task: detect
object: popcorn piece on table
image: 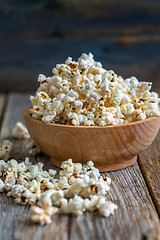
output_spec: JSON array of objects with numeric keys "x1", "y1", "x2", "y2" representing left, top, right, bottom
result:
[
  {"x1": 26, "y1": 140, "x2": 41, "y2": 156},
  {"x1": 98, "y1": 201, "x2": 118, "y2": 217},
  {"x1": 30, "y1": 190, "x2": 58, "y2": 225},
  {"x1": 0, "y1": 140, "x2": 13, "y2": 161},
  {"x1": 61, "y1": 195, "x2": 89, "y2": 215},
  {"x1": 12, "y1": 122, "x2": 30, "y2": 139}
]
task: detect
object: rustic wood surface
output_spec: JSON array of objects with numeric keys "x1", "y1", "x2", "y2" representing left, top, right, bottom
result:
[
  {"x1": 0, "y1": 0, "x2": 160, "y2": 92},
  {"x1": 138, "y1": 131, "x2": 160, "y2": 217},
  {"x1": 0, "y1": 92, "x2": 160, "y2": 240}
]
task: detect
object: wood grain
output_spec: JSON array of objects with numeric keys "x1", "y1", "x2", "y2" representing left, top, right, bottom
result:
[
  {"x1": 0, "y1": 93, "x2": 160, "y2": 240},
  {"x1": 0, "y1": 93, "x2": 70, "y2": 240},
  {"x1": 0, "y1": 93, "x2": 31, "y2": 139},
  {"x1": 24, "y1": 105, "x2": 160, "y2": 171}
]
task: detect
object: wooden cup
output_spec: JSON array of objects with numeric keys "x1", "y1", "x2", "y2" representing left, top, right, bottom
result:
[{"x1": 23, "y1": 106, "x2": 160, "y2": 172}]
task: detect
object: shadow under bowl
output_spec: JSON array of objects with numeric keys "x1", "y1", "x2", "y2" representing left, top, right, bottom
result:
[{"x1": 23, "y1": 106, "x2": 160, "y2": 172}]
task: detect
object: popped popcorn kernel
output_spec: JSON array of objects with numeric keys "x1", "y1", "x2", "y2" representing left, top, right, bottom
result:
[
  {"x1": 0, "y1": 140, "x2": 13, "y2": 161},
  {"x1": 30, "y1": 205, "x2": 58, "y2": 225},
  {"x1": 30, "y1": 53, "x2": 160, "y2": 126},
  {"x1": 12, "y1": 122, "x2": 30, "y2": 139},
  {"x1": 26, "y1": 140, "x2": 41, "y2": 156}
]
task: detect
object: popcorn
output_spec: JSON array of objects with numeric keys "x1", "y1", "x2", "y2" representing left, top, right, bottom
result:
[
  {"x1": 133, "y1": 109, "x2": 146, "y2": 121},
  {"x1": 0, "y1": 140, "x2": 13, "y2": 160},
  {"x1": 0, "y1": 160, "x2": 8, "y2": 176},
  {"x1": 60, "y1": 158, "x2": 74, "y2": 178},
  {"x1": 30, "y1": 190, "x2": 58, "y2": 225},
  {"x1": 30, "y1": 205, "x2": 58, "y2": 225},
  {"x1": 12, "y1": 122, "x2": 30, "y2": 139},
  {"x1": 26, "y1": 140, "x2": 41, "y2": 156},
  {"x1": 30, "y1": 53, "x2": 160, "y2": 126},
  {"x1": 0, "y1": 157, "x2": 117, "y2": 225},
  {"x1": 4, "y1": 171, "x2": 17, "y2": 191},
  {"x1": 0, "y1": 179, "x2": 5, "y2": 192}
]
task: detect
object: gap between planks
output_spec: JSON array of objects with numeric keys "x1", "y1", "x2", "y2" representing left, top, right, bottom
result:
[{"x1": 0, "y1": 92, "x2": 160, "y2": 240}]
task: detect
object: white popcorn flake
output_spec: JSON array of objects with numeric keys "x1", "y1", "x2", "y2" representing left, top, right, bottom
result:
[
  {"x1": 26, "y1": 140, "x2": 41, "y2": 156},
  {"x1": 0, "y1": 140, "x2": 13, "y2": 161},
  {"x1": 0, "y1": 157, "x2": 117, "y2": 225},
  {"x1": 60, "y1": 158, "x2": 74, "y2": 178},
  {"x1": 0, "y1": 179, "x2": 5, "y2": 192},
  {"x1": 12, "y1": 122, "x2": 30, "y2": 139},
  {"x1": 0, "y1": 160, "x2": 8, "y2": 176},
  {"x1": 99, "y1": 201, "x2": 118, "y2": 217},
  {"x1": 4, "y1": 172, "x2": 17, "y2": 191},
  {"x1": 30, "y1": 205, "x2": 58, "y2": 225},
  {"x1": 38, "y1": 74, "x2": 47, "y2": 83}
]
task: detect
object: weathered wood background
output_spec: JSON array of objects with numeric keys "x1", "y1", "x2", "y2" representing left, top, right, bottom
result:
[{"x1": 0, "y1": 0, "x2": 160, "y2": 92}]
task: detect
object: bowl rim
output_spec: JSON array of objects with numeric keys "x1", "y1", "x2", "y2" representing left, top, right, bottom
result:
[{"x1": 23, "y1": 105, "x2": 160, "y2": 129}]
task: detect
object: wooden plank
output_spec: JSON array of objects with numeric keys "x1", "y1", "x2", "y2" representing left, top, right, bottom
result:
[
  {"x1": 70, "y1": 162, "x2": 160, "y2": 240},
  {"x1": 0, "y1": 93, "x2": 69, "y2": 240},
  {"x1": 0, "y1": 93, "x2": 160, "y2": 240},
  {"x1": 0, "y1": 3, "x2": 160, "y2": 92},
  {"x1": 138, "y1": 89, "x2": 160, "y2": 217},
  {"x1": 138, "y1": 131, "x2": 160, "y2": 217}
]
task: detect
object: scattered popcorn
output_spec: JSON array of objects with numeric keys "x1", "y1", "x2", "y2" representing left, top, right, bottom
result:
[
  {"x1": 4, "y1": 171, "x2": 17, "y2": 191},
  {"x1": 12, "y1": 122, "x2": 30, "y2": 139},
  {"x1": 0, "y1": 157, "x2": 117, "y2": 225},
  {"x1": 30, "y1": 205, "x2": 58, "y2": 225},
  {"x1": 99, "y1": 201, "x2": 118, "y2": 217},
  {"x1": 26, "y1": 140, "x2": 41, "y2": 156},
  {"x1": 61, "y1": 195, "x2": 89, "y2": 215},
  {"x1": 30, "y1": 53, "x2": 160, "y2": 126},
  {"x1": 0, "y1": 140, "x2": 13, "y2": 160},
  {"x1": 30, "y1": 190, "x2": 58, "y2": 225}
]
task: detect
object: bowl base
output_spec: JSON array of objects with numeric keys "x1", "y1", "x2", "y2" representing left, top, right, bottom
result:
[{"x1": 50, "y1": 156, "x2": 137, "y2": 172}]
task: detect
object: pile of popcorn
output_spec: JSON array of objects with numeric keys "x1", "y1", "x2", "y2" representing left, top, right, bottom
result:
[
  {"x1": 0, "y1": 157, "x2": 117, "y2": 225},
  {"x1": 0, "y1": 120, "x2": 118, "y2": 225},
  {"x1": 30, "y1": 53, "x2": 160, "y2": 126}
]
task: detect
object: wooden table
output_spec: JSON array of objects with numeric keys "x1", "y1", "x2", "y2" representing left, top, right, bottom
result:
[{"x1": 0, "y1": 92, "x2": 160, "y2": 240}]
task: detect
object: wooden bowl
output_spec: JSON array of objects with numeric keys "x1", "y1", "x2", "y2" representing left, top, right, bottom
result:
[{"x1": 23, "y1": 106, "x2": 160, "y2": 172}]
